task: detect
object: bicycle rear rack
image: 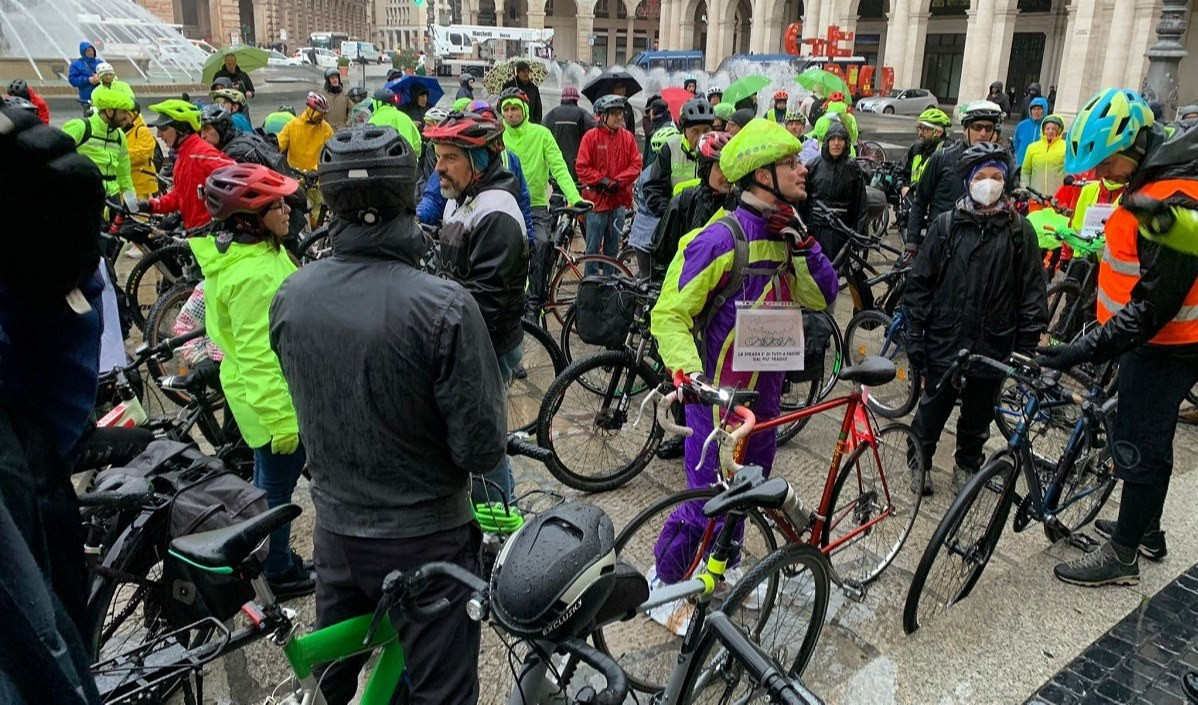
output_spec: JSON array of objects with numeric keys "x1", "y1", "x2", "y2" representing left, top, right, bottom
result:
[{"x1": 92, "y1": 617, "x2": 230, "y2": 704}]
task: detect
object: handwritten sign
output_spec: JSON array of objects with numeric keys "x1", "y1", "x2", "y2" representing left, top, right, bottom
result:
[
  {"x1": 732, "y1": 302, "x2": 806, "y2": 371},
  {"x1": 1080, "y1": 204, "x2": 1114, "y2": 241}
]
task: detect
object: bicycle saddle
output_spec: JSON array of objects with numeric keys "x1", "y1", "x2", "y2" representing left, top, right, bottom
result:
[
  {"x1": 169, "y1": 504, "x2": 302, "y2": 570},
  {"x1": 836, "y1": 355, "x2": 896, "y2": 387},
  {"x1": 702, "y1": 466, "x2": 789, "y2": 518}
]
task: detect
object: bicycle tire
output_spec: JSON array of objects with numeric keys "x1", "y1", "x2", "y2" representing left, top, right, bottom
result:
[
  {"x1": 679, "y1": 543, "x2": 831, "y2": 704},
  {"x1": 535, "y1": 349, "x2": 662, "y2": 492},
  {"x1": 994, "y1": 370, "x2": 1087, "y2": 469},
  {"x1": 860, "y1": 141, "x2": 887, "y2": 163},
  {"x1": 1043, "y1": 280, "x2": 1083, "y2": 345},
  {"x1": 509, "y1": 319, "x2": 566, "y2": 434},
  {"x1": 558, "y1": 303, "x2": 609, "y2": 373},
  {"x1": 822, "y1": 423, "x2": 925, "y2": 585},
  {"x1": 902, "y1": 455, "x2": 1019, "y2": 634},
  {"x1": 124, "y1": 243, "x2": 198, "y2": 331},
  {"x1": 296, "y1": 226, "x2": 333, "y2": 264},
  {"x1": 545, "y1": 254, "x2": 631, "y2": 326},
  {"x1": 776, "y1": 311, "x2": 843, "y2": 445},
  {"x1": 1046, "y1": 445, "x2": 1116, "y2": 543},
  {"x1": 144, "y1": 282, "x2": 201, "y2": 407},
  {"x1": 843, "y1": 310, "x2": 920, "y2": 418},
  {"x1": 591, "y1": 487, "x2": 778, "y2": 694}
]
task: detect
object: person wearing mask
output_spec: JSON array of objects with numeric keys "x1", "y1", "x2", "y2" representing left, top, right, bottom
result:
[
  {"x1": 210, "y1": 88, "x2": 253, "y2": 132},
  {"x1": 906, "y1": 99, "x2": 1004, "y2": 251},
  {"x1": 903, "y1": 108, "x2": 952, "y2": 187},
  {"x1": 212, "y1": 52, "x2": 256, "y2": 100},
  {"x1": 277, "y1": 92, "x2": 336, "y2": 174},
  {"x1": 7, "y1": 80, "x2": 49, "y2": 124},
  {"x1": 1036, "y1": 88, "x2": 1198, "y2": 587},
  {"x1": 1013, "y1": 96, "x2": 1048, "y2": 167},
  {"x1": 401, "y1": 86, "x2": 432, "y2": 125},
  {"x1": 542, "y1": 85, "x2": 596, "y2": 183},
  {"x1": 800, "y1": 121, "x2": 869, "y2": 263},
  {"x1": 503, "y1": 61, "x2": 543, "y2": 123},
  {"x1": 124, "y1": 101, "x2": 160, "y2": 200},
  {"x1": 683, "y1": 75, "x2": 698, "y2": 95},
  {"x1": 368, "y1": 88, "x2": 422, "y2": 157},
  {"x1": 988, "y1": 81, "x2": 1011, "y2": 115},
  {"x1": 142, "y1": 99, "x2": 234, "y2": 229},
  {"x1": 61, "y1": 87, "x2": 136, "y2": 207},
  {"x1": 764, "y1": 90, "x2": 790, "y2": 123},
  {"x1": 904, "y1": 142, "x2": 1048, "y2": 495},
  {"x1": 68, "y1": 41, "x2": 102, "y2": 106},
  {"x1": 498, "y1": 88, "x2": 586, "y2": 318},
  {"x1": 319, "y1": 68, "x2": 353, "y2": 129},
  {"x1": 426, "y1": 113, "x2": 529, "y2": 503},
  {"x1": 455, "y1": 74, "x2": 476, "y2": 100},
  {"x1": 728, "y1": 107, "x2": 753, "y2": 135},
  {"x1": 706, "y1": 86, "x2": 724, "y2": 106},
  {"x1": 270, "y1": 125, "x2": 503, "y2": 705},
  {"x1": 1022, "y1": 113, "x2": 1067, "y2": 196},
  {"x1": 642, "y1": 98, "x2": 674, "y2": 167},
  {"x1": 649, "y1": 118, "x2": 838, "y2": 589},
  {"x1": 192, "y1": 163, "x2": 314, "y2": 598},
  {"x1": 577, "y1": 95, "x2": 642, "y2": 271}
]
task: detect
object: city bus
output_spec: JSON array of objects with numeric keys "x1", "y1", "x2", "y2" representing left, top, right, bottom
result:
[{"x1": 310, "y1": 32, "x2": 350, "y2": 52}]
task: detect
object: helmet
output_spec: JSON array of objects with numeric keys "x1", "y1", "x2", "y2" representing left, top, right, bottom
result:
[
  {"x1": 96, "y1": 62, "x2": 115, "y2": 76},
  {"x1": 959, "y1": 141, "x2": 1011, "y2": 172},
  {"x1": 1041, "y1": 114, "x2": 1065, "y2": 132},
  {"x1": 91, "y1": 86, "x2": 135, "y2": 112},
  {"x1": 148, "y1": 99, "x2": 203, "y2": 131},
  {"x1": 959, "y1": 99, "x2": 1004, "y2": 126},
  {"x1": 200, "y1": 103, "x2": 234, "y2": 136},
  {"x1": 306, "y1": 91, "x2": 330, "y2": 113},
  {"x1": 423, "y1": 106, "x2": 450, "y2": 125},
  {"x1": 1, "y1": 95, "x2": 35, "y2": 112},
  {"x1": 210, "y1": 76, "x2": 234, "y2": 90},
  {"x1": 679, "y1": 97, "x2": 715, "y2": 127},
  {"x1": 498, "y1": 87, "x2": 529, "y2": 105},
  {"x1": 7, "y1": 79, "x2": 28, "y2": 98},
  {"x1": 490, "y1": 503, "x2": 616, "y2": 640},
  {"x1": 467, "y1": 99, "x2": 496, "y2": 118},
  {"x1": 706, "y1": 86, "x2": 723, "y2": 99},
  {"x1": 561, "y1": 86, "x2": 581, "y2": 102},
  {"x1": 323, "y1": 67, "x2": 340, "y2": 80},
  {"x1": 719, "y1": 118, "x2": 802, "y2": 183},
  {"x1": 424, "y1": 111, "x2": 505, "y2": 151},
  {"x1": 386, "y1": 68, "x2": 405, "y2": 82},
  {"x1": 373, "y1": 88, "x2": 400, "y2": 106},
  {"x1": 773, "y1": 90, "x2": 789, "y2": 101},
  {"x1": 650, "y1": 125, "x2": 680, "y2": 152},
  {"x1": 683, "y1": 74, "x2": 698, "y2": 85},
  {"x1": 917, "y1": 107, "x2": 951, "y2": 129},
  {"x1": 319, "y1": 125, "x2": 419, "y2": 221},
  {"x1": 202, "y1": 163, "x2": 299, "y2": 223},
  {"x1": 210, "y1": 88, "x2": 247, "y2": 106},
  {"x1": 713, "y1": 102, "x2": 735, "y2": 121},
  {"x1": 1178, "y1": 104, "x2": 1198, "y2": 119},
  {"x1": 784, "y1": 110, "x2": 805, "y2": 124},
  {"x1": 347, "y1": 86, "x2": 368, "y2": 103},
  {"x1": 696, "y1": 130, "x2": 731, "y2": 163},
  {"x1": 594, "y1": 95, "x2": 627, "y2": 114},
  {"x1": 1065, "y1": 88, "x2": 1155, "y2": 173},
  {"x1": 277, "y1": 104, "x2": 296, "y2": 116}
]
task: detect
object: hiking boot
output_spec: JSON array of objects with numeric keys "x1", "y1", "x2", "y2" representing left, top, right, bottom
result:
[
  {"x1": 655, "y1": 435, "x2": 685, "y2": 460},
  {"x1": 1054, "y1": 540, "x2": 1139, "y2": 587},
  {"x1": 267, "y1": 552, "x2": 316, "y2": 601},
  {"x1": 951, "y1": 465, "x2": 973, "y2": 496},
  {"x1": 909, "y1": 464, "x2": 933, "y2": 496},
  {"x1": 1093, "y1": 519, "x2": 1168, "y2": 561}
]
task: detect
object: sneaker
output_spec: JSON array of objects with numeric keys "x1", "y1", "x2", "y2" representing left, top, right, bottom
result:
[
  {"x1": 267, "y1": 552, "x2": 316, "y2": 601},
  {"x1": 1053, "y1": 540, "x2": 1139, "y2": 587},
  {"x1": 951, "y1": 466, "x2": 973, "y2": 496},
  {"x1": 124, "y1": 245, "x2": 143, "y2": 258},
  {"x1": 644, "y1": 565, "x2": 694, "y2": 637},
  {"x1": 1092, "y1": 519, "x2": 1168, "y2": 561},
  {"x1": 655, "y1": 435, "x2": 686, "y2": 460}
]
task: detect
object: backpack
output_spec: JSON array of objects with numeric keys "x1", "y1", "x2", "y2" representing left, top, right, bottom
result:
[{"x1": 66, "y1": 117, "x2": 92, "y2": 148}]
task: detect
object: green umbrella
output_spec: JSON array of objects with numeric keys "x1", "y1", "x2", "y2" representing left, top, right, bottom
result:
[
  {"x1": 722, "y1": 75, "x2": 771, "y2": 107},
  {"x1": 202, "y1": 45, "x2": 269, "y2": 85},
  {"x1": 795, "y1": 68, "x2": 849, "y2": 98}
]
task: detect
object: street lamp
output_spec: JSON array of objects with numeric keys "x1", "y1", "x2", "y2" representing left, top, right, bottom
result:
[{"x1": 1141, "y1": 0, "x2": 1189, "y2": 116}]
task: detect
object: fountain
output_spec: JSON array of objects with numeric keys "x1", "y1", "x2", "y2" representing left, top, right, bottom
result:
[{"x1": 0, "y1": 0, "x2": 206, "y2": 84}]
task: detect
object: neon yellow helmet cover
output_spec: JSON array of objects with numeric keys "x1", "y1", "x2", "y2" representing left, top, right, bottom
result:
[
  {"x1": 148, "y1": 99, "x2": 202, "y2": 131},
  {"x1": 719, "y1": 118, "x2": 803, "y2": 183},
  {"x1": 92, "y1": 85, "x2": 135, "y2": 112}
]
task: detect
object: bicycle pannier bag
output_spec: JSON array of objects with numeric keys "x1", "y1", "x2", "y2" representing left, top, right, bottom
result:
[{"x1": 575, "y1": 275, "x2": 638, "y2": 348}]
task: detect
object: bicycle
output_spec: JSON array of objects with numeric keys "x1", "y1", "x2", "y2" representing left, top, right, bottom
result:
[
  {"x1": 902, "y1": 350, "x2": 1117, "y2": 633},
  {"x1": 541, "y1": 198, "x2": 633, "y2": 327}
]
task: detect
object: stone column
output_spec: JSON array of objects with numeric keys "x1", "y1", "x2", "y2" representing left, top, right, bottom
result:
[
  {"x1": 986, "y1": 7, "x2": 1018, "y2": 88},
  {"x1": 1053, "y1": 0, "x2": 1107, "y2": 117},
  {"x1": 748, "y1": 0, "x2": 766, "y2": 51},
  {"x1": 1142, "y1": 0, "x2": 1189, "y2": 114},
  {"x1": 680, "y1": 12, "x2": 697, "y2": 49},
  {"x1": 904, "y1": 12, "x2": 930, "y2": 87},
  {"x1": 802, "y1": 0, "x2": 821, "y2": 39},
  {"x1": 528, "y1": 4, "x2": 548, "y2": 28},
  {"x1": 658, "y1": 0, "x2": 673, "y2": 47},
  {"x1": 495, "y1": 0, "x2": 507, "y2": 25},
  {"x1": 958, "y1": 0, "x2": 995, "y2": 103},
  {"x1": 1100, "y1": 0, "x2": 1139, "y2": 86},
  {"x1": 1125, "y1": 0, "x2": 1163, "y2": 87},
  {"x1": 627, "y1": 14, "x2": 638, "y2": 56},
  {"x1": 883, "y1": 0, "x2": 910, "y2": 81},
  {"x1": 577, "y1": 0, "x2": 598, "y2": 63}
]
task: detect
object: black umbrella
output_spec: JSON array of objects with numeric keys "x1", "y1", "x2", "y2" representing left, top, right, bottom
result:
[{"x1": 581, "y1": 70, "x2": 643, "y2": 103}]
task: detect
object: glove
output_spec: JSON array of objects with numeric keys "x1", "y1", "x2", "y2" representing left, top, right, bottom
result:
[
  {"x1": 122, "y1": 191, "x2": 140, "y2": 213},
  {"x1": 270, "y1": 433, "x2": 301, "y2": 455},
  {"x1": 1122, "y1": 193, "x2": 1176, "y2": 234},
  {"x1": 766, "y1": 202, "x2": 804, "y2": 237},
  {"x1": 596, "y1": 177, "x2": 617, "y2": 192},
  {"x1": 575, "y1": 198, "x2": 594, "y2": 209},
  {"x1": 905, "y1": 334, "x2": 926, "y2": 373},
  {"x1": 138, "y1": 200, "x2": 153, "y2": 214},
  {"x1": 1035, "y1": 342, "x2": 1092, "y2": 371}
]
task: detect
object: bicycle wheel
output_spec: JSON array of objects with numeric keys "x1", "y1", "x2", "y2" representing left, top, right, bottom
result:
[
  {"x1": 124, "y1": 243, "x2": 197, "y2": 331},
  {"x1": 545, "y1": 254, "x2": 631, "y2": 326},
  {"x1": 843, "y1": 310, "x2": 920, "y2": 418},
  {"x1": 1043, "y1": 280, "x2": 1082, "y2": 344},
  {"x1": 902, "y1": 455, "x2": 1019, "y2": 634},
  {"x1": 617, "y1": 245, "x2": 644, "y2": 279},
  {"x1": 591, "y1": 487, "x2": 778, "y2": 694},
  {"x1": 144, "y1": 283, "x2": 201, "y2": 406},
  {"x1": 859, "y1": 141, "x2": 887, "y2": 163},
  {"x1": 536, "y1": 350, "x2": 662, "y2": 492},
  {"x1": 776, "y1": 311, "x2": 843, "y2": 445},
  {"x1": 558, "y1": 303, "x2": 609, "y2": 371},
  {"x1": 296, "y1": 226, "x2": 333, "y2": 264},
  {"x1": 680, "y1": 543, "x2": 831, "y2": 704},
  {"x1": 509, "y1": 320, "x2": 566, "y2": 433},
  {"x1": 823, "y1": 424, "x2": 925, "y2": 585},
  {"x1": 994, "y1": 373, "x2": 1084, "y2": 470},
  {"x1": 1046, "y1": 445, "x2": 1116, "y2": 542}
]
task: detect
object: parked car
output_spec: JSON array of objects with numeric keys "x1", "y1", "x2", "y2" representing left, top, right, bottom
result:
[
  {"x1": 293, "y1": 47, "x2": 339, "y2": 69},
  {"x1": 266, "y1": 49, "x2": 303, "y2": 67},
  {"x1": 856, "y1": 88, "x2": 938, "y2": 115}
]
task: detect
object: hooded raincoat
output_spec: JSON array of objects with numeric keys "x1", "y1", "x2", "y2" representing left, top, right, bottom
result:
[
  {"x1": 1021, "y1": 115, "x2": 1067, "y2": 196},
  {"x1": 68, "y1": 42, "x2": 101, "y2": 103},
  {"x1": 125, "y1": 113, "x2": 160, "y2": 199},
  {"x1": 320, "y1": 80, "x2": 354, "y2": 130},
  {"x1": 61, "y1": 112, "x2": 133, "y2": 198},
  {"x1": 499, "y1": 95, "x2": 582, "y2": 207},
  {"x1": 276, "y1": 108, "x2": 335, "y2": 172},
  {"x1": 800, "y1": 122, "x2": 870, "y2": 262},
  {"x1": 1013, "y1": 97, "x2": 1049, "y2": 166},
  {"x1": 369, "y1": 100, "x2": 423, "y2": 157}
]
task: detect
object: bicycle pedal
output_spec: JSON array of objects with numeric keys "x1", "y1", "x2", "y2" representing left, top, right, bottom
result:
[
  {"x1": 841, "y1": 579, "x2": 867, "y2": 603},
  {"x1": 1067, "y1": 532, "x2": 1100, "y2": 553}
]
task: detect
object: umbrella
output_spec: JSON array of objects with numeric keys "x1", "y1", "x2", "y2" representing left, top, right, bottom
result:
[
  {"x1": 385, "y1": 75, "x2": 444, "y2": 108},
  {"x1": 660, "y1": 87, "x2": 693, "y2": 122},
  {"x1": 202, "y1": 45, "x2": 269, "y2": 86},
  {"x1": 581, "y1": 70, "x2": 642, "y2": 104},
  {"x1": 796, "y1": 68, "x2": 849, "y2": 98},
  {"x1": 482, "y1": 58, "x2": 549, "y2": 94},
  {"x1": 721, "y1": 75, "x2": 770, "y2": 108}
]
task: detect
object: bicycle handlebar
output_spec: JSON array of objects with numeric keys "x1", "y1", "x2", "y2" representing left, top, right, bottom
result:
[
  {"x1": 507, "y1": 434, "x2": 553, "y2": 464},
  {"x1": 558, "y1": 636, "x2": 628, "y2": 705},
  {"x1": 706, "y1": 612, "x2": 824, "y2": 705},
  {"x1": 933, "y1": 349, "x2": 1045, "y2": 396},
  {"x1": 131, "y1": 326, "x2": 207, "y2": 367},
  {"x1": 644, "y1": 373, "x2": 757, "y2": 476}
]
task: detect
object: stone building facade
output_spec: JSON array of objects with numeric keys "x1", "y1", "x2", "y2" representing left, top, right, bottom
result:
[{"x1": 138, "y1": 0, "x2": 371, "y2": 51}]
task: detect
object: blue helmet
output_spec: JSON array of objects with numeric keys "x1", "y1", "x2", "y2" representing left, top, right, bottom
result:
[{"x1": 1065, "y1": 88, "x2": 1154, "y2": 173}]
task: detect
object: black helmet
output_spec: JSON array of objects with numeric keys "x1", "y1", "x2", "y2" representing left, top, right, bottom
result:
[
  {"x1": 498, "y1": 87, "x2": 529, "y2": 104},
  {"x1": 372, "y1": 88, "x2": 399, "y2": 106},
  {"x1": 386, "y1": 67, "x2": 404, "y2": 82},
  {"x1": 680, "y1": 97, "x2": 715, "y2": 128},
  {"x1": 200, "y1": 103, "x2": 235, "y2": 141},
  {"x1": 490, "y1": 503, "x2": 616, "y2": 640},
  {"x1": 594, "y1": 95, "x2": 627, "y2": 114},
  {"x1": 959, "y1": 141, "x2": 1011, "y2": 172},
  {"x1": 347, "y1": 86, "x2": 369, "y2": 103},
  {"x1": 318, "y1": 125, "x2": 418, "y2": 222},
  {"x1": 324, "y1": 67, "x2": 340, "y2": 80},
  {"x1": 7, "y1": 79, "x2": 28, "y2": 98},
  {"x1": 278, "y1": 104, "x2": 296, "y2": 116}
]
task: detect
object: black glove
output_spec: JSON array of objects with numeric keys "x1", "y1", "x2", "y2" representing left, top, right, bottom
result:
[
  {"x1": 596, "y1": 177, "x2": 617, "y2": 193},
  {"x1": 1035, "y1": 342, "x2": 1092, "y2": 371},
  {"x1": 1122, "y1": 192, "x2": 1177, "y2": 233},
  {"x1": 906, "y1": 333, "x2": 926, "y2": 373}
]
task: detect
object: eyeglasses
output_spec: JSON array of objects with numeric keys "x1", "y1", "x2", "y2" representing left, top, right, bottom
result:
[
  {"x1": 775, "y1": 156, "x2": 800, "y2": 169},
  {"x1": 264, "y1": 201, "x2": 287, "y2": 215}
]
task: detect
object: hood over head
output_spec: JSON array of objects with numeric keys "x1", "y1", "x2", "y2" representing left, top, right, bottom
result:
[{"x1": 79, "y1": 42, "x2": 96, "y2": 59}]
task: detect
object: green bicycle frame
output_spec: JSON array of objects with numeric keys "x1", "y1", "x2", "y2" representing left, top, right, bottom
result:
[{"x1": 281, "y1": 613, "x2": 406, "y2": 704}]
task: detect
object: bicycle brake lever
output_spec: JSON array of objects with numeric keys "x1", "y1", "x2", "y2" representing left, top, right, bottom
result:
[{"x1": 364, "y1": 570, "x2": 405, "y2": 645}]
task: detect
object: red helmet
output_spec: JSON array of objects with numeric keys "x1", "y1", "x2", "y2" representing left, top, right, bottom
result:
[
  {"x1": 424, "y1": 111, "x2": 504, "y2": 151},
  {"x1": 773, "y1": 90, "x2": 789, "y2": 101},
  {"x1": 696, "y1": 130, "x2": 731, "y2": 163},
  {"x1": 827, "y1": 91, "x2": 846, "y2": 104},
  {"x1": 203, "y1": 164, "x2": 299, "y2": 222},
  {"x1": 306, "y1": 91, "x2": 330, "y2": 113}
]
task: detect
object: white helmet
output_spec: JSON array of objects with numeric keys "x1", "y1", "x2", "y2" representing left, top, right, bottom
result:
[{"x1": 96, "y1": 62, "x2": 116, "y2": 76}]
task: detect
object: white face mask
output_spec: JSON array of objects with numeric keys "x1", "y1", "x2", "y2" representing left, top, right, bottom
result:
[{"x1": 969, "y1": 178, "x2": 1005, "y2": 206}]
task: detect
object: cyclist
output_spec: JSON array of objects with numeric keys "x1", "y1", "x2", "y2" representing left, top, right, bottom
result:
[
  {"x1": 728, "y1": 107, "x2": 753, "y2": 135},
  {"x1": 683, "y1": 74, "x2": 698, "y2": 95},
  {"x1": 784, "y1": 109, "x2": 806, "y2": 139},
  {"x1": 419, "y1": 106, "x2": 449, "y2": 183},
  {"x1": 643, "y1": 97, "x2": 715, "y2": 222},
  {"x1": 1013, "y1": 96, "x2": 1049, "y2": 168},
  {"x1": 61, "y1": 86, "x2": 136, "y2": 207},
  {"x1": 905, "y1": 142, "x2": 1048, "y2": 496},
  {"x1": 455, "y1": 74, "x2": 475, "y2": 100},
  {"x1": 764, "y1": 90, "x2": 789, "y2": 123},
  {"x1": 210, "y1": 87, "x2": 253, "y2": 132},
  {"x1": 808, "y1": 94, "x2": 859, "y2": 153},
  {"x1": 577, "y1": 95, "x2": 642, "y2": 271},
  {"x1": 650, "y1": 130, "x2": 733, "y2": 284},
  {"x1": 1022, "y1": 113, "x2": 1067, "y2": 196},
  {"x1": 800, "y1": 121, "x2": 869, "y2": 263},
  {"x1": 262, "y1": 104, "x2": 296, "y2": 136},
  {"x1": 502, "y1": 60, "x2": 543, "y2": 123},
  {"x1": 277, "y1": 92, "x2": 335, "y2": 174},
  {"x1": 94, "y1": 62, "x2": 135, "y2": 103},
  {"x1": 211, "y1": 52, "x2": 256, "y2": 100},
  {"x1": 542, "y1": 85, "x2": 596, "y2": 183},
  {"x1": 642, "y1": 97, "x2": 674, "y2": 167},
  {"x1": 125, "y1": 101, "x2": 160, "y2": 200},
  {"x1": 271, "y1": 125, "x2": 502, "y2": 705},
  {"x1": 649, "y1": 118, "x2": 838, "y2": 587},
  {"x1": 706, "y1": 86, "x2": 724, "y2": 105},
  {"x1": 142, "y1": 99, "x2": 234, "y2": 228},
  {"x1": 712, "y1": 101, "x2": 733, "y2": 132},
  {"x1": 903, "y1": 108, "x2": 952, "y2": 188},
  {"x1": 7, "y1": 79, "x2": 49, "y2": 124},
  {"x1": 347, "y1": 86, "x2": 372, "y2": 126},
  {"x1": 367, "y1": 87, "x2": 422, "y2": 156},
  {"x1": 906, "y1": 99, "x2": 1004, "y2": 251},
  {"x1": 1036, "y1": 88, "x2": 1198, "y2": 587},
  {"x1": 319, "y1": 67, "x2": 353, "y2": 129}
]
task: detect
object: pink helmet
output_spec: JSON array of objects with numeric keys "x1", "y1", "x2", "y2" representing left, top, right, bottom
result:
[
  {"x1": 561, "y1": 86, "x2": 580, "y2": 103},
  {"x1": 306, "y1": 91, "x2": 330, "y2": 113}
]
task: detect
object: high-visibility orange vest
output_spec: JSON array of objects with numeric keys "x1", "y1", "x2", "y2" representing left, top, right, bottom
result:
[{"x1": 1097, "y1": 178, "x2": 1198, "y2": 345}]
